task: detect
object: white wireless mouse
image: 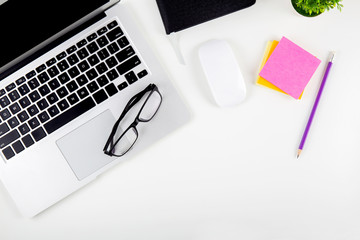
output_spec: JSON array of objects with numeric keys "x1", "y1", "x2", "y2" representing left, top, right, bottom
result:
[{"x1": 198, "y1": 39, "x2": 246, "y2": 107}]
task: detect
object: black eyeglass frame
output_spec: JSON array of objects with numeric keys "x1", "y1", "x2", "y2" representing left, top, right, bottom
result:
[{"x1": 103, "y1": 83, "x2": 162, "y2": 157}]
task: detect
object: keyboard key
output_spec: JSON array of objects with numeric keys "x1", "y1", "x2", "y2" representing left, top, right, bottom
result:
[
  {"x1": 29, "y1": 90, "x2": 41, "y2": 102},
  {"x1": 97, "y1": 75, "x2": 109, "y2": 87},
  {"x1": 12, "y1": 140, "x2": 25, "y2": 154},
  {"x1": 49, "y1": 78, "x2": 61, "y2": 90},
  {"x1": 46, "y1": 58, "x2": 57, "y2": 67},
  {"x1": 28, "y1": 78, "x2": 40, "y2": 90},
  {"x1": 0, "y1": 123, "x2": 10, "y2": 136},
  {"x1": 37, "y1": 99, "x2": 49, "y2": 110},
  {"x1": 125, "y1": 71, "x2": 138, "y2": 84},
  {"x1": 22, "y1": 134, "x2": 34, "y2": 148},
  {"x1": 117, "y1": 36, "x2": 129, "y2": 48},
  {"x1": 27, "y1": 105, "x2": 39, "y2": 117},
  {"x1": 95, "y1": 62, "x2": 108, "y2": 74},
  {"x1": 137, "y1": 70, "x2": 148, "y2": 79},
  {"x1": 9, "y1": 102, "x2": 21, "y2": 114},
  {"x1": 87, "y1": 81, "x2": 99, "y2": 93},
  {"x1": 18, "y1": 123, "x2": 30, "y2": 135},
  {"x1": 88, "y1": 54, "x2": 100, "y2": 66},
  {"x1": 87, "y1": 42, "x2": 99, "y2": 54},
  {"x1": 19, "y1": 96, "x2": 31, "y2": 108},
  {"x1": 106, "y1": 69, "x2": 119, "y2": 81},
  {"x1": 26, "y1": 70, "x2": 36, "y2": 79},
  {"x1": 28, "y1": 117, "x2": 40, "y2": 129},
  {"x1": 18, "y1": 84, "x2": 30, "y2": 96},
  {"x1": 107, "y1": 27, "x2": 123, "y2": 41},
  {"x1": 38, "y1": 85, "x2": 51, "y2": 96},
  {"x1": 93, "y1": 89, "x2": 108, "y2": 104},
  {"x1": 67, "y1": 93, "x2": 79, "y2": 105},
  {"x1": 57, "y1": 60, "x2": 70, "y2": 72},
  {"x1": 31, "y1": 127, "x2": 47, "y2": 142},
  {"x1": 66, "y1": 80, "x2": 78, "y2": 93},
  {"x1": 108, "y1": 42, "x2": 120, "y2": 54},
  {"x1": 105, "y1": 56, "x2": 118, "y2": 68},
  {"x1": 76, "y1": 75, "x2": 88, "y2": 87},
  {"x1": 48, "y1": 105, "x2": 60, "y2": 117},
  {"x1": 48, "y1": 66, "x2": 60, "y2": 78},
  {"x1": 38, "y1": 111, "x2": 50, "y2": 123},
  {"x1": 115, "y1": 46, "x2": 135, "y2": 63},
  {"x1": 87, "y1": 33, "x2": 97, "y2": 42},
  {"x1": 78, "y1": 60, "x2": 90, "y2": 72},
  {"x1": 44, "y1": 97, "x2": 96, "y2": 134},
  {"x1": 97, "y1": 27, "x2": 108, "y2": 36},
  {"x1": 37, "y1": 72, "x2": 50, "y2": 84},
  {"x1": 117, "y1": 56, "x2": 141, "y2": 75},
  {"x1": 0, "y1": 89, "x2": 5, "y2": 97},
  {"x1": 36, "y1": 64, "x2": 47, "y2": 73},
  {"x1": 107, "y1": 20, "x2": 118, "y2": 30},
  {"x1": 0, "y1": 96, "x2": 10, "y2": 107},
  {"x1": 0, "y1": 109, "x2": 11, "y2": 121},
  {"x1": 47, "y1": 93, "x2": 59, "y2": 105},
  {"x1": 77, "y1": 87, "x2": 89, "y2": 99},
  {"x1": 2, "y1": 146, "x2": 15, "y2": 160},
  {"x1": 66, "y1": 45, "x2": 77, "y2": 54},
  {"x1": 5, "y1": 83, "x2": 16, "y2": 92},
  {"x1": 97, "y1": 36, "x2": 109, "y2": 48},
  {"x1": 98, "y1": 48, "x2": 110, "y2": 60},
  {"x1": 58, "y1": 72, "x2": 70, "y2": 84},
  {"x1": 8, "y1": 90, "x2": 20, "y2": 102},
  {"x1": 68, "y1": 66, "x2": 80, "y2": 78},
  {"x1": 118, "y1": 82, "x2": 128, "y2": 91},
  {"x1": 0, "y1": 129, "x2": 20, "y2": 149},
  {"x1": 77, "y1": 39, "x2": 87, "y2": 48},
  {"x1": 105, "y1": 83, "x2": 118, "y2": 97},
  {"x1": 67, "y1": 53, "x2": 79, "y2": 66},
  {"x1": 16, "y1": 77, "x2": 26, "y2": 86},
  {"x1": 7, "y1": 117, "x2": 19, "y2": 128},
  {"x1": 77, "y1": 48, "x2": 89, "y2": 60},
  {"x1": 56, "y1": 51, "x2": 67, "y2": 60},
  {"x1": 17, "y1": 111, "x2": 29, "y2": 123},
  {"x1": 56, "y1": 87, "x2": 69, "y2": 99},
  {"x1": 86, "y1": 69, "x2": 98, "y2": 80},
  {"x1": 57, "y1": 99, "x2": 70, "y2": 111}
]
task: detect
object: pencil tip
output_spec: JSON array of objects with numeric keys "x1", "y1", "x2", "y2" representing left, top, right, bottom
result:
[
  {"x1": 297, "y1": 149, "x2": 302, "y2": 159},
  {"x1": 329, "y1": 51, "x2": 336, "y2": 63}
]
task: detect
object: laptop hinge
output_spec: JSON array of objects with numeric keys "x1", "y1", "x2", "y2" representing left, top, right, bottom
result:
[{"x1": 0, "y1": 12, "x2": 107, "y2": 81}]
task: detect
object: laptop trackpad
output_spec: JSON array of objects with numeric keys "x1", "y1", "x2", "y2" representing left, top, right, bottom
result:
[{"x1": 56, "y1": 110, "x2": 117, "y2": 180}]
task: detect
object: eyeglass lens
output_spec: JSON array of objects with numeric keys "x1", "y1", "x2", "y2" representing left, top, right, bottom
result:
[
  {"x1": 138, "y1": 90, "x2": 162, "y2": 121},
  {"x1": 112, "y1": 126, "x2": 137, "y2": 156}
]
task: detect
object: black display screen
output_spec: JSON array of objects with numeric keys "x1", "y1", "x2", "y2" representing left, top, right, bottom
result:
[{"x1": 0, "y1": 0, "x2": 109, "y2": 69}]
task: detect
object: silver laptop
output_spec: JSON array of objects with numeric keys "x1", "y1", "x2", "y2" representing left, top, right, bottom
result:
[{"x1": 0, "y1": 0, "x2": 190, "y2": 217}]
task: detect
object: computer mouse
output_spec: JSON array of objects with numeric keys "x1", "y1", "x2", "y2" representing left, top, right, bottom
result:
[{"x1": 198, "y1": 39, "x2": 246, "y2": 107}]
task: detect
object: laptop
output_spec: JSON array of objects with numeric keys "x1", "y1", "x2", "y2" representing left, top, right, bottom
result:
[{"x1": 0, "y1": 0, "x2": 190, "y2": 217}]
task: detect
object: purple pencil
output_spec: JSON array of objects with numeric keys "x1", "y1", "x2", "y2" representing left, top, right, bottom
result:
[{"x1": 297, "y1": 52, "x2": 335, "y2": 159}]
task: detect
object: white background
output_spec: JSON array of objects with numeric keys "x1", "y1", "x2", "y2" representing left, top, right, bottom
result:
[{"x1": 2, "y1": 0, "x2": 360, "y2": 239}]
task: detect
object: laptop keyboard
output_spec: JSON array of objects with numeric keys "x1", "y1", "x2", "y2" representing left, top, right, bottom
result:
[{"x1": 0, "y1": 19, "x2": 148, "y2": 160}]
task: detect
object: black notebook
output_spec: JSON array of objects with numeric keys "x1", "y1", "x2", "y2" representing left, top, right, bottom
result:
[{"x1": 156, "y1": 0, "x2": 256, "y2": 34}]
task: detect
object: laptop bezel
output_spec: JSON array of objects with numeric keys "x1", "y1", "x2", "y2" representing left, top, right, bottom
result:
[{"x1": 0, "y1": 0, "x2": 120, "y2": 77}]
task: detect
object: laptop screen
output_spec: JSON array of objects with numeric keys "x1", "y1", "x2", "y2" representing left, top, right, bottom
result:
[{"x1": 0, "y1": 0, "x2": 109, "y2": 71}]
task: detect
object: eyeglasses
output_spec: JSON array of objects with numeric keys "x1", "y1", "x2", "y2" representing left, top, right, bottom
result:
[{"x1": 103, "y1": 83, "x2": 162, "y2": 157}]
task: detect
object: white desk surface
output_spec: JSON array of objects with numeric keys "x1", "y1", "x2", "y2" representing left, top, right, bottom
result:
[{"x1": 1, "y1": 0, "x2": 360, "y2": 239}]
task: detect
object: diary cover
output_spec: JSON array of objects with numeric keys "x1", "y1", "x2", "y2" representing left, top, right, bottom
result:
[{"x1": 155, "y1": 0, "x2": 256, "y2": 34}]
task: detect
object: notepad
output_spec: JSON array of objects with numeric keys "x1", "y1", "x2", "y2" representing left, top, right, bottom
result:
[
  {"x1": 259, "y1": 37, "x2": 321, "y2": 99},
  {"x1": 257, "y1": 40, "x2": 303, "y2": 99}
]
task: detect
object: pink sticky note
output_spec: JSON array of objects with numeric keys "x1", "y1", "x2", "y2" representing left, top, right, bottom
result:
[{"x1": 259, "y1": 37, "x2": 321, "y2": 99}]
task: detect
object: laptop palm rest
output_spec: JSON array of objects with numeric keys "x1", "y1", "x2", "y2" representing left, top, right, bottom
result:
[{"x1": 56, "y1": 110, "x2": 117, "y2": 180}]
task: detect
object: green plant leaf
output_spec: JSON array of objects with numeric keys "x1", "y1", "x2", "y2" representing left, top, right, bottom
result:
[{"x1": 294, "y1": 0, "x2": 343, "y2": 15}]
